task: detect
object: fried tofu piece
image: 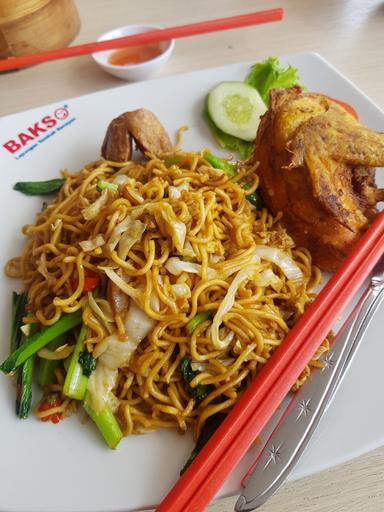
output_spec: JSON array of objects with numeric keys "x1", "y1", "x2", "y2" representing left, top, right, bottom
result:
[
  {"x1": 254, "y1": 87, "x2": 384, "y2": 271},
  {"x1": 122, "y1": 109, "x2": 173, "y2": 156},
  {"x1": 101, "y1": 108, "x2": 173, "y2": 162},
  {"x1": 101, "y1": 115, "x2": 133, "y2": 162}
]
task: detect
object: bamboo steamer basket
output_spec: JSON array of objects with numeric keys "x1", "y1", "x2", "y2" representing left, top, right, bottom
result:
[{"x1": 0, "y1": 0, "x2": 80, "y2": 58}]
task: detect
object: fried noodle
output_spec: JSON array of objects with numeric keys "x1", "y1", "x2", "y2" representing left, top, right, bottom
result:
[{"x1": 5, "y1": 150, "x2": 328, "y2": 440}]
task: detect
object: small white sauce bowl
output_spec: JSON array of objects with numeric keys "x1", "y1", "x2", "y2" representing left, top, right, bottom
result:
[{"x1": 92, "y1": 24, "x2": 175, "y2": 81}]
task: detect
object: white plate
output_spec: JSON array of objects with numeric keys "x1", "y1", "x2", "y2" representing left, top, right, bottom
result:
[{"x1": 0, "y1": 53, "x2": 383, "y2": 512}]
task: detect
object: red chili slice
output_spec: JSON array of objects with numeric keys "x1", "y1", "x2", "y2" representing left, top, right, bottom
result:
[
  {"x1": 71, "y1": 269, "x2": 100, "y2": 293},
  {"x1": 38, "y1": 399, "x2": 62, "y2": 424},
  {"x1": 50, "y1": 413, "x2": 61, "y2": 424}
]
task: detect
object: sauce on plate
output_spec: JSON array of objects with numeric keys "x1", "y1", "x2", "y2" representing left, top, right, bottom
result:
[{"x1": 108, "y1": 43, "x2": 164, "y2": 66}]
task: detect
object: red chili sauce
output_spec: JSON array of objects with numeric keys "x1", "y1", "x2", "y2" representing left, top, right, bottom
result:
[{"x1": 108, "y1": 43, "x2": 164, "y2": 66}]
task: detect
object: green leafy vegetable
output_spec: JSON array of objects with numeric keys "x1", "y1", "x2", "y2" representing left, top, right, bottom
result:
[
  {"x1": 204, "y1": 153, "x2": 237, "y2": 177},
  {"x1": 16, "y1": 332, "x2": 35, "y2": 419},
  {"x1": 181, "y1": 413, "x2": 226, "y2": 474},
  {"x1": 96, "y1": 180, "x2": 118, "y2": 193},
  {"x1": 10, "y1": 292, "x2": 27, "y2": 353},
  {"x1": 84, "y1": 397, "x2": 123, "y2": 449},
  {"x1": 10, "y1": 298, "x2": 36, "y2": 419},
  {"x1": 0, "y1": 310, "x2": 82, "y2": 374},
  {"x1": 205, "y1": 153, "x2": 265, "y2": 209},
  {"x1": 245, "y1": 56, "x2": 300, "y2": 105},
  {"x1": 180, "y1": 357, "x2": 213, "y2": 401},
  {"x1": 180, "y1": 358, "x2": 196, "y2": 382},
  {"x1": 245, "y1": 190, "x2": 265, "y2": 209},
  {"x1": 37, "y1": 333, "x2": 68, "y2": 386},
  {"x1": 63, "y1": 324, "x2": 89, "y2": 400},
  {"x1": 186, "y1": 311, "x2": 214, "y2": 336},
  {"x1": 14, "y1": 178, "x2": 65, "y2": 196},
  {"x1": 78, "y1": 349, "x2": 97, "y2": 378}
]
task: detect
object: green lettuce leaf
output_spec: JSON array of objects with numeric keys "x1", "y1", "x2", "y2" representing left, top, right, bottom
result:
[{"x1": 245, "y1": 57, "x2": 300, "y2": 105}]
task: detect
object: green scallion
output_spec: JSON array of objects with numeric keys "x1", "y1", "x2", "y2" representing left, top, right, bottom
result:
[
  {"x1": 96, "y1": 180, "x2": 118, "y2": 193},
  {"x1": 205, "y1": 152, "x2": 265, "y2": 209},
  {"x1": 186, "y1": 311, "x2": 214, "y2": 336}
]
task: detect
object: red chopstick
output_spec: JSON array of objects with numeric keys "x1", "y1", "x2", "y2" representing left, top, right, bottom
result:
[
  {"x1": 0, "y1": 9, "x2": 283, "y2": 72},
  {"x1": 157, "y1": 211, "x2": 384, "y2": 512},
  {"x1": 185, "y1": 230, "x2": 384, "y2": 512}
]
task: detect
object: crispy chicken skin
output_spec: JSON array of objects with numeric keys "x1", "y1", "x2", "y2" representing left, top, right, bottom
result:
[
  {"x1": 101, "y1": 108, "x2": 173, "y2": 162},
  {"x1": 254, "y1": 87, "x2": 384, "y2": 271}
]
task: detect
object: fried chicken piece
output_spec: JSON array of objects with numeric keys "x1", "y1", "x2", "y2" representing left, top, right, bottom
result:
[
  {"x1": 253, "y1": 87, "x2": 384, "y2": 271},
  {"x1": 101, "y1": 108, "x2": 173, "y2": 161}
]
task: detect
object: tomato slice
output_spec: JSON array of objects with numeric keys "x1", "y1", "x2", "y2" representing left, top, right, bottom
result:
[{"x1": 325, "y1": 95, "x2": 358, "y2": 119}]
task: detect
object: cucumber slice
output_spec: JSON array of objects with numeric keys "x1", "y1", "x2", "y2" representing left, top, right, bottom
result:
[{"x1": 207, "y1": 81, "x2": 267, "y2": 141}]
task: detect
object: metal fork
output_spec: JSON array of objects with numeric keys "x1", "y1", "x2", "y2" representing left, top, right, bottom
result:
[{"x1": 236, "y1": 254, "x2": 384, "y2": 511}]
